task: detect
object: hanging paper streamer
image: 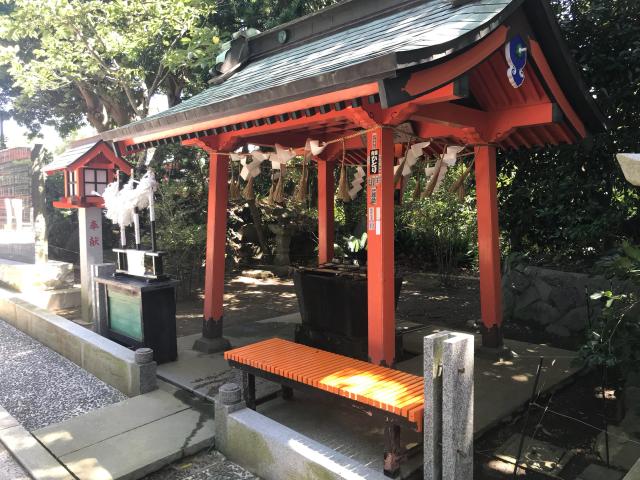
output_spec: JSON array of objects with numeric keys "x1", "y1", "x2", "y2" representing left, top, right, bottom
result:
[
  {"x1": 442, "y1": 146, "x2": 464, "y2": 166},
  {"x1": 421, "y1": 145, "x2": 465, "y2": 197},
  {"x1": 241, "y1": 153, "x2": 265, "y2": 201},
  {"x1": 270, "y1": 144, "x2": 295, "y2": 204},
  {"x1": 349, "y1": 166, "x2": 365, "y2": 200},
  {"x1": 309, "y1": 140, "x2": 327, "y2": 156},
  {"x1": 406, "y1": 142, "x2": 431, "y2": 175},
  {"x1": 137, "y1": 171, "x2": 159, "y2": 250}
]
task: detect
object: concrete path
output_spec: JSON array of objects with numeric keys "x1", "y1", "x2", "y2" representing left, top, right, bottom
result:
[
  {"x1": 157, "y1": 320, "x2": 580, "y2": 474},
  {"x1": 401, "y1": 325, "x2": 580, "y2": 435},
  {"x1": 33, "y1": 383, "x2": 215, "y2": 480}
]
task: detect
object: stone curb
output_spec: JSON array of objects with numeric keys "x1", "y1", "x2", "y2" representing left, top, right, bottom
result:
[
  {"x1": 0, "y1": 286, "x2": 157, "y2": 397},
  {"x1": 0, "y1": 405, "x2": 74, "y2": 480}
]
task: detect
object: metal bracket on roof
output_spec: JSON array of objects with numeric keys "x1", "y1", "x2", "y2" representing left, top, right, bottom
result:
[{"x1": 209, "y1": 28, "x2": 260, "y2": 85}]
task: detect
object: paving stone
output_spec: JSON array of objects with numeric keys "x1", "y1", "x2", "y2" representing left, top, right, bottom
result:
[
  {"x1": 35, "y1": 388, "x2": 190, "y2": 457},
  {"x1": 60, "y1": 408, "x2": 215, "y2": 480},
  {"x1": 0, "y1": 425, "x2": 73, "y2": 480}
]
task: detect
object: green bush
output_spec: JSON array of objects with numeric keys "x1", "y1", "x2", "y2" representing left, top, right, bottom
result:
[{"x1": 395, "y1": 175, "x2": 476, "y2": 281}]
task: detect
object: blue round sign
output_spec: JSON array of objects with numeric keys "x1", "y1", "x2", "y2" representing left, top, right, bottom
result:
[{"x1": 506, "y1": 34, "x2": 527, "y2": 88}]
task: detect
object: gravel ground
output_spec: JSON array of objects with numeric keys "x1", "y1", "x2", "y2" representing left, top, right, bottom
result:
[
  {"x1": 0, "y1": 444, "x2": 28, "y2": 480},
  {"x1": 0, "y1": 319, "x2": 126, "y2": 431},
  {"x1": 144, "y1": 450, "x2": 259, "y2": 480}
]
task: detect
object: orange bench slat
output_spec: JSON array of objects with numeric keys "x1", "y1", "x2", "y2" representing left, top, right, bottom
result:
[{"x1": 224, "y1": 338, "x2": 425, "y2": 431}]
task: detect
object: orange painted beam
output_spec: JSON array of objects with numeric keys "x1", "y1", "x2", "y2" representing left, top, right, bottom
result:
[
  {"x1": 125, "y1": 83, "x2": 379, "y2": 145},
  {"x1": 382, "y1": 79, "x2": 468, "y2": 125},
  {"x1": 413, "y1": 103, "x2": 486, "y2": 130},
  {"x1": 475, "y1": 145, "x2": 503, "y2": 347},
  {"x1": 529, "y1": 39, "x2": 587, "y2": 139},
  {"x1": 413, "y1": 102, "x2": 561, "y2": 144},
  {"x1": 401, "y1": 26, "x2": 508, "y2": 98},
  {"x1": 318, "y1": 160, "x2": 335, "y2": 264},
  {"x1": 488, "y1": 103, "x2": 562, "y2": 141},
  {"x1": 366, "y1": 127, "x2": 395, "y2": 366}
]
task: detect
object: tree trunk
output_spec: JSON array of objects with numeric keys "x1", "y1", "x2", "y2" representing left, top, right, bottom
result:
[{"x1": 75, "y1": 82, "x2": 109, "y2": 132}]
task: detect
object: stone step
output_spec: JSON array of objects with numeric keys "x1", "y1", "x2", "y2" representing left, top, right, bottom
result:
[
  {"x1": 22, "y1": 287, "x2": 81, "y2": 310},
  {"x1": 33, "y1": 385, "x2": 214, "y2": 480}
]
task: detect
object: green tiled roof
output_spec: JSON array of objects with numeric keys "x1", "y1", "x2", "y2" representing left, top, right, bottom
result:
[
  {"x1": 102, "y1": 0, "x2": 516, "y2": 142},
  {"x1": 44, "y1": 141, "x2": 99, "y2": 173}
]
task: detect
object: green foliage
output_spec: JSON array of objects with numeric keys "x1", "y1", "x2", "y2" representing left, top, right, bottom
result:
[
  {"x1": 152, "y1": 145, "x2": 208, "y2": 296},
  {"x1": 0, "y1": 0, "x2": 218, "y2": 132},
  {"x1": 396, "y1": 174, "x2": 476, "y2": 281},
  {"x1": 344, "y1": 231, "x2": 367, "y2": 265},
  {"x1": 577, "y1": 290, "x2": 640, "y2": 378},
  {"x1": 596, "y1": 240, "x2": 640, "y2": 281},
  {"x1": 498, "y1": 0, "x2": 640, "y2": 266}
]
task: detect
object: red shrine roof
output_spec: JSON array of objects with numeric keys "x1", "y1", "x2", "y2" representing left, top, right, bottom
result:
[
  {"x1": 92, "y1": 0, "x2": 604, "y2": 154},
  {"x1": 44, "y1": 140, "x2": 132, "y2": 175}
]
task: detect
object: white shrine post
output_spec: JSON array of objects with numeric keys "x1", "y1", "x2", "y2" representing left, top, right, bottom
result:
[{"x1": 78, "y1": 207, "x2": 103, "y2": 322}]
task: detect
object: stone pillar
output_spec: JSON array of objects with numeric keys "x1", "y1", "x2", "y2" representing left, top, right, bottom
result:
[
  {"x1": 215, "y1": 383, "x2": 246, "y2": 457},
  {"x1": 134, "y1": 347, "x2": 157, "y2": 394},
  {"x1": 424, "y1": 331, "x2": 474, "y2": 480},
  {"x1": 78, "y1": 207, "x2": 104, "y2": 322},
  {"x1": 424, "y1": 331, "x2": 451, "y2": 480},
  {"x1": 91, "y1": 263, "x2": 116, "y2": 335},
  {"x1": 268, "y1": 223, "x2": 294, "y2": 266}
]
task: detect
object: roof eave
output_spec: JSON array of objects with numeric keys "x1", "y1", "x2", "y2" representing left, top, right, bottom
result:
[{"x1": 101, "y1": 54, "x2": 399, "y2": 143}]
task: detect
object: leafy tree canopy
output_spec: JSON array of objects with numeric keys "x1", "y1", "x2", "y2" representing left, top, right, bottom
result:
[{"x1": 0, "y1": 0, "x2": 219, "y2": 132}]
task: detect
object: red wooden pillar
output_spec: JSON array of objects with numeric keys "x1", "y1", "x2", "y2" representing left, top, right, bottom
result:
[
  {"x1": 475, "y1": 144, "x2": 503, "y2": 348},
  {"x1": 317, "y1": 160, "x2": 335, "y2": 264},
  {"x1": 194, "y1": 150, "x2": 231, "y2": 353},
  {"x1": 366, "y1": 127, "x2": 395, "y2": 366}
]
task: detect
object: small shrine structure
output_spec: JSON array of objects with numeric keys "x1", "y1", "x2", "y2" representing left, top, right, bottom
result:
[
  {"x1": 93, "y1": 0, "x2": 604, "y2": 367},
  {"x1": 45, "y1": 140, "x2": 132, "y2": 321}
]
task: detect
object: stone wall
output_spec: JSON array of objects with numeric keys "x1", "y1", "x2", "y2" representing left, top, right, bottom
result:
[
  {"x1": 0, "y1": 287, "x2": 156, "y2": 396},
  {"x1": 502, "y1": 265, "x2": 636, "y2": 339}
]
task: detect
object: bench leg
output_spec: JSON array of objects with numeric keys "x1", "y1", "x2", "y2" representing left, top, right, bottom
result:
[
  {"x1": 243, "y1": 372, "x2": 256, "y2": 410},
  {"x1": 282, "y1": 385, "x2": 294, "y2": 400},
  {"x1": 383, "y1": 420, "x2": 403, "y2": 478}
]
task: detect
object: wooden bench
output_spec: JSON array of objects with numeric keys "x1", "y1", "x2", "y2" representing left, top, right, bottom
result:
[{"x1": 224, "y1": 338, "x2": 424, "y2": 477}]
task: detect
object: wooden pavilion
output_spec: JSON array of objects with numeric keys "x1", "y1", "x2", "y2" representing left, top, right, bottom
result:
[{"x1": 95, "y1": 0, "x2": 604, "y2": 367}]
